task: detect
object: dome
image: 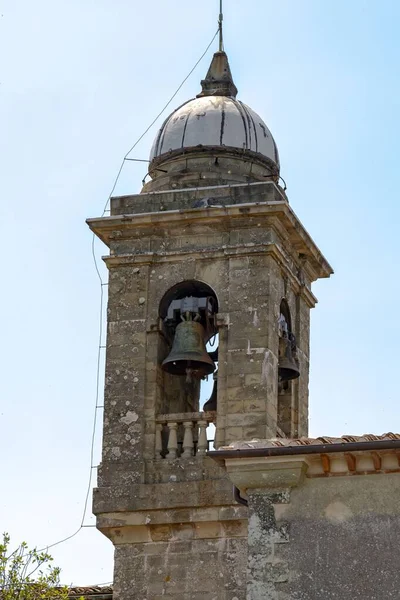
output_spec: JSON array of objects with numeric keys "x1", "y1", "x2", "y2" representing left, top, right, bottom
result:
[
  {"x1": 150, "y1": 95, "x2": 279, "y2": 168},
  {"x1": 145, "y1": 51, "x2": 280, "y2": 192}
]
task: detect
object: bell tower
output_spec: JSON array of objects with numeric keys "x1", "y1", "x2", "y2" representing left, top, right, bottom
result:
[{"x1": 88, "y1": 42, "x2": 332, "y2": 600}]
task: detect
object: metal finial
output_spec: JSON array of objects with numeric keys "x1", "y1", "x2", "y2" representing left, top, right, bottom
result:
[{"x1": 218, "y1": 0, "x2": 224, "y2": 52}]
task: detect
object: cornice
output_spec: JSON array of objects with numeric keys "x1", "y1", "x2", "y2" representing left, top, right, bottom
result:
[
  {"x1": 87, "y1": 201, "x2": 332, "y2": 282},
  {"x1": 223, "y1": 449, "x2": 400, "y2": 488}
]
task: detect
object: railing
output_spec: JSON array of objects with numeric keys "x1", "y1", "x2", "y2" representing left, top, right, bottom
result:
[{"x1": 155, "y1": 411, "x2": 217, "y2": 460}]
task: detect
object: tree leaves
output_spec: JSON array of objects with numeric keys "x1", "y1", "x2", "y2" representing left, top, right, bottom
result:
[{"x1": 0, "y1": 533, "x2": 83, "y2": 600}]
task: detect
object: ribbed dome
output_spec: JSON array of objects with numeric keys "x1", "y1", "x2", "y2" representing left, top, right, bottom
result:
[
  {"x1": 150, "y1": 95, "x2": 279, "y2": 167},
  {"x1": 145, "y1": 51, "x2": 280, "y2": 192}
]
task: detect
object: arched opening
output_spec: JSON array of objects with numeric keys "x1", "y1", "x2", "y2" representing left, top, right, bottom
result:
[
  {"x1": 201, "y1": 332, "x2": 219, "y2": 411},
  {"x1": 156, "y1": 281, "x2": 219, "y2": 458},
  {"x1": 159, "y1": 281, "x2": 218, "y2": 388},
  {"x1": 200, "y1": 332, "x2": 219, "y2": 449},
  {"x1": 279, "y1": 299, "x2": 292, "y2": 336},
  {"x1": 277, "y1": 299, "x2": 299, "y2": 437},
  {"x1": 159, "y1": 280, "x2": 219, "y2": 321}
]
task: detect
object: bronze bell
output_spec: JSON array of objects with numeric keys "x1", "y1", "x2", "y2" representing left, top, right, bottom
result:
[
  {"x1": 162, "y1": 320, "x2": 215, "y2": 377},
  {"x1": 203, "y1": 370, "x2": 218, "y2": 411},
  {"x1": 278, "y1": 335, "x2": 300, "y2": 382}
]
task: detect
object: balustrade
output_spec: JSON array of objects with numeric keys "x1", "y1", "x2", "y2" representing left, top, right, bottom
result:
[{"x1": 155, "y1": 411, "x2": 216, "y2": 460}]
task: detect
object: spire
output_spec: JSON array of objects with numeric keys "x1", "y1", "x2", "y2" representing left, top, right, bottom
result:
[
  {"x1": 218, "y1": 0, "x2": 224, "y2": 52},
  {"x1": 197, "y1": 1, "x2": 237, "y2": 99},
  {"x1": 197, "y1": 51, "x2": 238, "y2": 98}
]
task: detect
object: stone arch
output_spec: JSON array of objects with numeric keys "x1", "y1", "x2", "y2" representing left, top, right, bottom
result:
[
  {"x1": 277, "y1": 298, "x2": 298, "y2": 437},
  {"x1": 279, "y1": 298, "x2": 292, "y2": 336},
  {"x1": 159, "y1": 279, "x2": 219, "y2": 321},
  {"x1": 157, "y1": 280, "x2": 218, "y2": 417}
]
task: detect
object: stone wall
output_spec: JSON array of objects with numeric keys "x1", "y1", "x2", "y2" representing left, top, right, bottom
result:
[
  {"x1": 113, "y1": 529, "x2": 247, "y2": 600},
  {"x1": 95, "y1": 475, "x2": 248, "y2": 600},
  {"x1": 226, "y1": 452, "x2": 400, "y2": 600},
  {"x1": 277, "y1": 474, "x2": 400, "y2": 599}
]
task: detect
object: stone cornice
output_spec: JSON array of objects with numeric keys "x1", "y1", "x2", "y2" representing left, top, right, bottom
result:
[
  {"x1": 87, "y1": 201, "x2": 333, "y2": 282},
  {"x1": 97, "y1": 504, "x2": 247, "y2": 529},
  {"x1": 303, "y1": 449, "x2": 400, "y2": 478},
  {"x1": 93, "y1": 476, "x2": 237, "y2": 515},
  {"x1": 219, "y1": 448, "x2": 400, "y2": 494},
  {"x1": 225, "y1": 456, "x2": 308, "y2": 490},
  {"x1": 96, "y1": 505, "x2": 248, "y2": 545}
]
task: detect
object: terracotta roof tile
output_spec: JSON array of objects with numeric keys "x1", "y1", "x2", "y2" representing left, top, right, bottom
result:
[
  {"x1": 68, "y1": 587, "x2": 112, "y2": 598},
  {"x1": 223, "y1": 432, "x2": 400, "y2": 450}
]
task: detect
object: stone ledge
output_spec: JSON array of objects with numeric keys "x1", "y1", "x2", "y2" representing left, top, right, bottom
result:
[
  {"x1": 219, "y1": 449, "x2": 400, "y2": 494},
  {"x1": 155, "y1": 410, "x2": 216, "y2": 422},
  {"x1": 97, "y1": 504, "x2": 247, "y2": 528},
  {"x1": 98, "y1": 518, "x2": 248, "y2": 545},
  {"x1": 113, "y1": 179, "x2": 284, "y2": 201},
  {"x1": 225, "y1": 456, "x2": 308, "y2": 491},
  {"x1": 87, "y1": 201, "x2": 332, "y2": 281},
  {"x1": 93, "y1": 477, "x2": 239, "y2": 514}
]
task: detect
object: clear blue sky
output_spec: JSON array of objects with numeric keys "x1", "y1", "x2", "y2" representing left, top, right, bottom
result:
[{"x1": 1, "y1": 0, "x2": 400, "y2": 587}]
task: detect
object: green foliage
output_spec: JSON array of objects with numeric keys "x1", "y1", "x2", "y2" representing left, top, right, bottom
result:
[{"x1": 0, "y1": 533, "x2": 77, "y2": 600}]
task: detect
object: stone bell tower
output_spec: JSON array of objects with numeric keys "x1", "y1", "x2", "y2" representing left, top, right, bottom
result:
[{"x1": 88, "y1": 47, "x2": 332, "y2": 599}]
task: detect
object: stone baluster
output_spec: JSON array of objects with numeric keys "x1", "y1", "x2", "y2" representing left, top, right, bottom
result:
[
  {"x1": 197, "y1": 420, "x2": 208, "y2": 455},
  {"x1": 155, "y1": 423, "x2": 163, "y2": 460},
  {"x1": 167, "y1": 422, "x2": 179, "y2": 460},
  {"x1": 182, "y1": 421, "x2": 194, "y2": 458}
]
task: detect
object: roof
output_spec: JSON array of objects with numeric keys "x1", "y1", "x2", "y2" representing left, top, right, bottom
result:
[
  {"x1": 149, "y1": 95, "x2": 279, "y2": 169},
  {"x1": 223, "y1": 432, "x2": 400, "y2": 450},
  {"x1": 68, "y1": 587, "x2": 112, "y2": 599},
  {"x1": 197, "y1": 51, "x2": 238, "y2": 99},
  {"x1": 210, "y1": 433, "x2": 400, "y2": 477},
  {"x1": 210, "y1": 433, "x2": 400, "y2": 462},
  {"x1": 148, "y1": 50, "x2": 279, "y2": 173}
]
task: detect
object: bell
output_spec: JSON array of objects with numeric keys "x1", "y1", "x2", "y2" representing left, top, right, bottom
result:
[
  {"x1": 162, "y1": 320, "x2": 215, "y2": 377},
  {"x1": 203, "y1": 370, "x2": 218, "y2": 411},
  {"x1": 278, "y1": 336, "x2": 300, "y2": 382}
]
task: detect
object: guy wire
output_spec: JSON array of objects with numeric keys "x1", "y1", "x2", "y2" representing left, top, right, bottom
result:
[{"x1": 37, "y1": 28, "x2": 219, "y2": 555}]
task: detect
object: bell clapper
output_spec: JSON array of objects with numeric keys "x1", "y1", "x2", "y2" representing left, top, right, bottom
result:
[{"x1": 186, "y1": 367, "x2": 194, "y2": 383}]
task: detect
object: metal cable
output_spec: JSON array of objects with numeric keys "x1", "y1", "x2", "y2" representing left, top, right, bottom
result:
[
  {"x1": 37, "y1": 29, "x2": 219, "y2": 555},
  {"x1": 35, "y1": 284, "x2": 104, "y2": 554},
  {"x1": 99, "y1": 27, "x2": 219, "y2": 219}
]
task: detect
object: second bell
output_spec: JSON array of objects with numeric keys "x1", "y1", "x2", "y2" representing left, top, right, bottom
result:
[{"x1": 162, "y1": 320, "x2": 215, "y2": 376}]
